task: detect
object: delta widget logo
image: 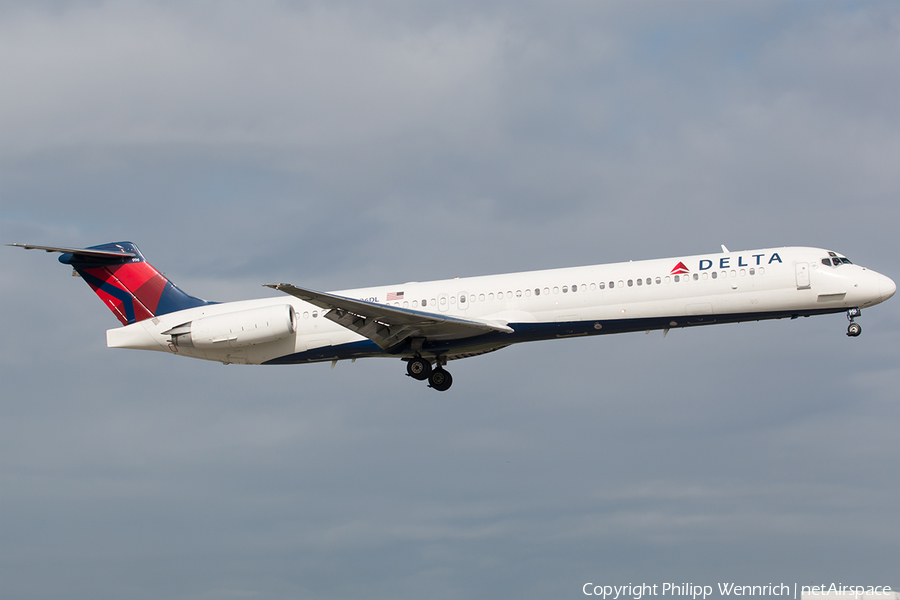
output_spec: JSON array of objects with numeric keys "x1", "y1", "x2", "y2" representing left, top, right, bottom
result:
[{"x1": 670, "y1": 261, "x2": 690, "y2": 275}]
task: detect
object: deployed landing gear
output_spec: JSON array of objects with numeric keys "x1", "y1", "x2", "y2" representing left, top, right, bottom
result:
[
  {"x1": 404, "y1": 356, "x2": 453, "y2": 391},
  {"x1": 846, "y1": 307, "x2": 862, "y2": 337},
  {"x1": 406, "y1": 357, "x2": 432, "y2": 380},
  {"x1": 428, "y1": 368, "x2": 453, "y2": 392}
]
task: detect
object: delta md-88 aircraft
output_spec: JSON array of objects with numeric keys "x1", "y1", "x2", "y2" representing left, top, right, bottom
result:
[{"x1": 12, "y1": 242, "x2": 896, "y2": 391}]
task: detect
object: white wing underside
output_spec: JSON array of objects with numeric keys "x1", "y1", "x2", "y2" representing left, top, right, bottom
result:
[{"x1": 266, "y1": 283, "x2": 513, "y2": 352}]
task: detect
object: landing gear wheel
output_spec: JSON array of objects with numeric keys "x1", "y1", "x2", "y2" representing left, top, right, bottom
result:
[
  {"x1": 847, "y1": 322, "x2": 862, "y2": 337},
  {"x1": 428, "y1": 368, "x2": 453, "y2": 391},
  {"x1": 406, "y1": 357, "x2": 432, "y2": 380}
]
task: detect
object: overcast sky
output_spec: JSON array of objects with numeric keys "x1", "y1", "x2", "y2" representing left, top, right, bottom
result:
[{"x1": 1, "y1": 1, "x2": 898, "y2": 599}]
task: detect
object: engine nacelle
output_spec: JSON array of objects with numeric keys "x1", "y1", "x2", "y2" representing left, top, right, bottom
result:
[{"x1": 168, "y1": 304, "x2": 297, "y2": 349}]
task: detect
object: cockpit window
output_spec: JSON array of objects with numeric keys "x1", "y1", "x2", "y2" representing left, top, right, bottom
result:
[{"x1": 823, "y1": 256, "x2": 853, "y2": 266}]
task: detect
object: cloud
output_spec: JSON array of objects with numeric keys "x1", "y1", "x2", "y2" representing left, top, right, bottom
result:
[{"x1": 1, "y1": 2, "x2": 507, "y2": 153}]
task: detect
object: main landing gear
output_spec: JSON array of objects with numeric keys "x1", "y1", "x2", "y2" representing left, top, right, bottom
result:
[
  {"x1": 405, "y1": 356, "x2": 453, "y2": 391},
  {"x1": 846, "y1": 307, "x2": 862, "y2": 337}
]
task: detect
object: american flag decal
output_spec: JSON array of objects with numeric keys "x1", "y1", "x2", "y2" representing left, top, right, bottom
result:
[{"x1": 386, "y1": 291, "x2": 404, "y2": 301}]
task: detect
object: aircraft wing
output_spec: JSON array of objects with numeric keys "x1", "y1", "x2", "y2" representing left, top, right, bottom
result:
[{"x1": 265, "y1": 283, "x2": 513, "y2": 352}]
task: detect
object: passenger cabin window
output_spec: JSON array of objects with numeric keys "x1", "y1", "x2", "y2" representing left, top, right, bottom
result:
[
  {"x1": 636, "y1": 278, "x2": 642, "y2": 286},
  {"x1": 535, "y1": 288, "x2": 540, "y2": 296},
  {"x1": 627, "y1": 279, "x2": 633, "y2": 287},
  {"x1": 693, "y1": 273, "x2": 699, "y2": 281}
]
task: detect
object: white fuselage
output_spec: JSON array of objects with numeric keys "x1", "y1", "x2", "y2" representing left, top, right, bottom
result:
[{"x1": 107, "y1": 246, "x2": 895, "y2": 366}]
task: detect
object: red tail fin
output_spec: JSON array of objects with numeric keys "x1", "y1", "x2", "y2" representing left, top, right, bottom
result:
[{"x1": 54, "y1": 242, "x2": 211, "y2": 325}]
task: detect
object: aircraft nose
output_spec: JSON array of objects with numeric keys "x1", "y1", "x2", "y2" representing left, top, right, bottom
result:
[{"x1": 879, "y1": 273, "x2": 897, "y2": 302}]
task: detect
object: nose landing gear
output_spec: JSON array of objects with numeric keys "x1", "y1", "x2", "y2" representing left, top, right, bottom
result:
[{"x1": 846, "y1": 307, "x2": 862, "y2": 337}]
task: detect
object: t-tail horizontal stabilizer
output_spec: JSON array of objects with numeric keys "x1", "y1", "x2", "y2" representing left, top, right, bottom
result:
[{"x1": 10, "y1": 241, "x2": 211, "y2": 325}]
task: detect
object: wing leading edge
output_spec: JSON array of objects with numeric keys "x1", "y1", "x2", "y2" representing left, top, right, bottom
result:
[{"x1": 265, "y1": 283, "x2": 513, "y2": 352}]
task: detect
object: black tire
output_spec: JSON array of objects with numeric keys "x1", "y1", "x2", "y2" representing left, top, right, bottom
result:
[
  {"x1": 847, "y1": 322, "x2": 862, "y2": 337},
  {"x1": 428, "y1": 368, "x2": 453, "y2": 391},
  {"x1": 406, "y1": 357, "x2": 432, "y2": 380}
]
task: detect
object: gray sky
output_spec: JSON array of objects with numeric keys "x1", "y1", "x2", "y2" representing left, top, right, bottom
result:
[{"x1": 1, "y1": 1, "x2": 898, "y2": 598}]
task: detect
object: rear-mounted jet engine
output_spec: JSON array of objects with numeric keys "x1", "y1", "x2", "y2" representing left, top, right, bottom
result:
[{"x1": 165, "y1": 304, "x2": 297, "y2": 349}]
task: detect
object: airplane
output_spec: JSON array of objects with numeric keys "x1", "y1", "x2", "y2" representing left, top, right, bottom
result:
[{"x1": 9, "y1": 241, "x2": 896, "y2": 391}]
